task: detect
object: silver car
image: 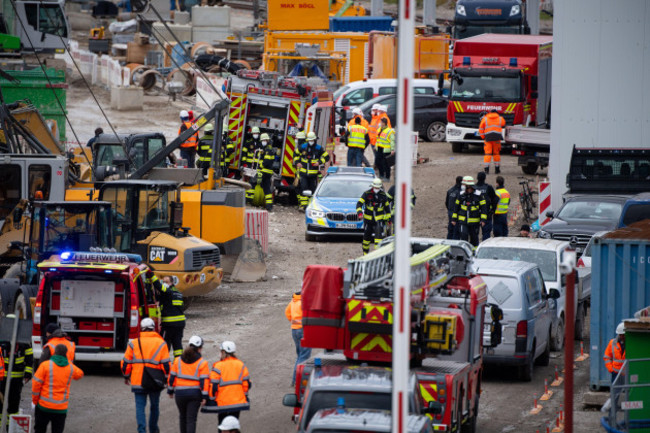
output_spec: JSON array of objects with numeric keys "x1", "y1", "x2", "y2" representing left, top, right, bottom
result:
[{"x1": 472, "y1": 259, "x2": 558, "y2": 381}]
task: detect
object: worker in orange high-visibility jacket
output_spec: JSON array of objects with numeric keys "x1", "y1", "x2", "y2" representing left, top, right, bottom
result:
[
  {"x1": 32, "y1": 344, "x2": 83, "y2": 433},
  {"x1": 178, "y1": 109, "x2": 198, "y2": 168},
  {"x1": 604, "y1": 322, "x2": 626, "y2": 383},
  {"x1": 168, "y1": 336, "x2": 210, "y2": 433},
  {"x1": 368, "y1": 104, "x2": 382, "y2": 148},
  {"x1": 347, "y1": 107, "x2": 369, "y2": 129},
  {"x1": 285, "y1": 291, "x2": 311, "y2": 387},
  {"x1": 478, "y1": 109, "x2": 506, "y2": 174},
  {"x1": 209, "y1": 340, "x2": 251, "y2": 423},
  {"x1": 121, "y1": 318, "x2": 171, "y2": 433},
  {"x1": 40, "y1": 323, "x2": 75, "y2": 364}
]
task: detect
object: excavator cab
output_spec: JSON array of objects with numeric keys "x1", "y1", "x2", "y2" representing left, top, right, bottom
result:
[{"x1": 92, "y1": 133, "x2": 167, "y2": 181}]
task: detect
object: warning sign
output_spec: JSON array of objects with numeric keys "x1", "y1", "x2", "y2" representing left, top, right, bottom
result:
[{"x1": 9, "y1": 414, "x2": 32, "y2": 433}]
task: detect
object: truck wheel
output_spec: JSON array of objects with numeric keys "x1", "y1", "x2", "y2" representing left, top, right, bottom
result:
[
  {"x1": 451, "y1": 142, "x2": 464, "y2": 153},
  {"x1": 521, "y1": 162, "x2": 538, "y2": 175},
  {"x1": 551, "y1": 316, "x2": 565, "y2": 351},
  {"x1": 519, "y1": 345, "x2": 535, "y2": 382},
  {"x1": 575, "y1": 304, "x2": 585, "y2": 341},
  {"x1": 426, "y1": 121, "x2": 446, "y2": 142},
  {"x1": 536, "y1": 330, "x2": 551, "y2": 366}
]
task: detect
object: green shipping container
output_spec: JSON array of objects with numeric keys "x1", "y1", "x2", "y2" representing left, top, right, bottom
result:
[
  {"x1": 625, "y1": 323, "x2": 650, "y2": 433},
  {"x1": 0, "y1": 67, "x2": 67, "y2": 142}
]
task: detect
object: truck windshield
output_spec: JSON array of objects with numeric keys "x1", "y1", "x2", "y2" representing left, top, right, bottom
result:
[
  {"x1": 454, "y1": 25, "x2": 521, "y2": 40},
  {"x1": 451, "y1": 74, "x2": 522, "y2": 101},
  {"x1": 304, "y1": 392, "x2": 391, "y2": 429},
  {"x1": 96, "y1": 143, "x2": 126, "y2": 167},
  {"x1": 138, "y1": 188, "x2": 172, "y2": 230},
  {"x1": 476, "y1": 247, "x2": 557, "y2": 282}
]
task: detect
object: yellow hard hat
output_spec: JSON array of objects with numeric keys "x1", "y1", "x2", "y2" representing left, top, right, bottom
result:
[
  {"x1": 260, "y1": 133, "x2": 270, "y2": 141},
  {"x1": 296, "y1": 131, "x2": 306, "y2": 139},
  {"x1": 251, "y1": 126, "x2": 260, "y2": 134},
  {"x1": 204, "y1": 123, "x2": 214, "y2": 132},
  {"x1": 307, "y1": 132, "x2": 317, "y2": 140}
]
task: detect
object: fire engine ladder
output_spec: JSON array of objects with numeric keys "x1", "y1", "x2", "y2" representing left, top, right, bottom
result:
[{"x1": 344, "y1": 242, "x2": 452, "y2": 300}]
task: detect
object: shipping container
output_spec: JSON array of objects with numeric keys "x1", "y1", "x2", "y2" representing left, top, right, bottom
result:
[
  {"x1": 267, "y1": 0, "x2": 329, "y2": 31},
  {"x1": 590, "y1": 234, "x2": 650, "y2": 390},
  {"x1": 329, "y1": 16, "x2": 393, "y2": 32}
]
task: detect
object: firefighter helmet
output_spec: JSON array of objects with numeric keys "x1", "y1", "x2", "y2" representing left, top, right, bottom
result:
[
  {"x1": 204, "y1": 123, "x2": 214, "y2": 132},
  {"x1": 307, "y1": 132, "x2": 317, "y2": 141},
  {"x1": 372, "y1": 178, "x2": 383, "y2": 188},
  {"x1": 221, "y1": 341, "x2": 236, "y2": 354},
  {"x1": 251, "y1": 126, "x2": 260, "y2": 134},
  {"x1": 616, "y1": 322, "x2": 625, "y2": 335},
  {"x1": 260, "y1": 133, "x2": 270, "y2": 141},
  {"x1": 296, "y1": 131, "x2": 306, "y2": 140},
  {"x1": 462, "y1": 176, "x2": 475, "y2": 187}
]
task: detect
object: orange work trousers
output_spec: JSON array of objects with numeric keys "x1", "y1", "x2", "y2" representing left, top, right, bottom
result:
[{"x1": 483, "y1": 141, "x2": 501, "y2": 163}]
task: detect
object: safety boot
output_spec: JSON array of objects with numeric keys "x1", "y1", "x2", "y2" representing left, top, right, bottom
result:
[
  {"x1": 484, "y1": 166, "x2": 489, "y2": 174},
  {"x1": 495, "y1": 166, "x2": 501, "y2": 174}
]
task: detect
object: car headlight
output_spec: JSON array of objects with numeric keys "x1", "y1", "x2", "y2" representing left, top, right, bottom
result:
[
  {"x1": 537, "y1": 230, "x2": 551, "y2": 239},
  {"x1": 307, "y1": 208, "x2": 325, "y2": 219},
  {"x1": 456, "y1": 4, "x2": 466, "y2": 16},
  {"x1": 510, "y1": 5, "x2": 520, "y2": 16}
]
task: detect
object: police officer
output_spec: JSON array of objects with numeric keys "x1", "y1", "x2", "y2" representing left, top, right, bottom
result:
[
  {"x1": 0, "y1": 314, "x2": 33, "y2": 418},
  {"x1": 197, "y1": 124, "x2": 215, "y2": 176},
  {"x1": 474, "y1": 171, "x2": 497, "y2": 241},
  {"x1": 451, "y1": 176, "x2": 487, "y2": 247},
  {"x1": 357, "y1": 178, "x2": 390, "y2": 255},
  {"x1": 294, "y1": 132, "x2": 329, "y2": 210},
  {"x1": 493, "y1": 176, "x2": 511, "y2": 237},
  {"x1": 445, "y1": 176, "x2": 463, "y2": 240}
]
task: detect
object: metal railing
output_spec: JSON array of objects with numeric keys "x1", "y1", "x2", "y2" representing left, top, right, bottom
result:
[{"x1": 602, "y1": 358, "x2": 650, "y2": 433}]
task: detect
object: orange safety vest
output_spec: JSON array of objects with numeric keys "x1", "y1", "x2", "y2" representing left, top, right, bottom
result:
[
  {"x1": 604, "y1": 338, "x2": 625, "y2": 374},
  {"x1": 285, "y1": 293, "x2": 303, "y2": 330},
  {"x1": 378, "y1": 113, "x2": 391, "y2": 128},
  {"x1": 121, "y1": 331, "x2": 171, "y2": 391},
  {"x1": 479, "y1": 113, "x2": 505, "y2": 141},
  {"x1": 368, "y1": 115, "x2": 381, "y2": 146},
  {"x1": 209, "y1": 356, "x2": 250, "y2": 411},
  {"x1": 348, "y1": 115, "x2": 369, "y2": 129},
  {"x1": 168, "y1": 357, "x2": 210, "y2": 397},
  {"x1": 179, "y1": 121, "x2": 198, "y2": 149},
  {"x1": 32, "y1": 358, "x2": 83, "y2": 412},
  {"x1": 44, "y1": 337, "x2": 76, "y2": 363}
]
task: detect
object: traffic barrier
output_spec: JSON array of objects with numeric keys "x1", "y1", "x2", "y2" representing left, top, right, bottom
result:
[
  {"x1": 540, "y1": 378, "x2": 553, "y2": 400},
  {"x1": 551, "y1": 411, "x2": 564, "y2": 432},
  {"x1": 575, "y1": 341, "x2": 589, "y2": 362},
  {"x1": 551, "y1": 366, "x2": 563, "y2": 386},
  {"x1": 245, "y1": 209, "x2": 269, "y2": 253},
  {"x1": 530, "y1": 392, "x2": 543, "y2": 415},
  {"x1": 538, "y1": 180, "x2": 551, "y2": 225}
]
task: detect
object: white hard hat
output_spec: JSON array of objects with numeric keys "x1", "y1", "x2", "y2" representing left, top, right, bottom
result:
[
  {"x1": 221, "y1": 340, "x2": 236, "y2": 354},
  {"x1": 378, "y1": 105, "x2": 387, "y2": 112},
  {"x1": 462, "y1": 175, "x2": 475, "y2": 187},
  {"x1": 180, "y1": 110, "x2": 189, "y2": 118},
  {"x1": 372, "y1": 178, "x2": 383, "y2": 188},
  {"x1": 371, "y1": 103, "x2": 381, "y2": 111},
  {"x1": 140, "y1": 317, "x2": 155, "y2": 330},
  {"x1": 189, "y1": 335, "x2": 203, "y2": 348},
  {"x1": 352, "y1": 107, "x2": 363, "y2": 116},
  {"x1": 307, "y1": 131, "x2": 317, "y2": 140},
  {"x1": 218, "y1": 416, "x2": 241, "y2": 430},
  {"x1": 616, "y1": 322, "x2": 625, "y2": 335},
  {"x1": 204, "y1": 123, "x2": 214, "y2": 132}
]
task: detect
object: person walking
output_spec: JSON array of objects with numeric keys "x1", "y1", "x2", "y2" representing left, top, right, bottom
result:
[
  {"x1": 346, "y1": 117, "x2": 369, "y2": 167},
  {"x1": 209, "y1": 341, "x2": 251, "y2": 423},
  {"x1": 151, "y1": 273, "x2": 186, "y2": 360},
  {"x1": 294, "y1": 132, "x2": 329, "y2": 210},
  {"x1": 32, "y1": 344, "x2": 83, "y2": 433},
  {"x1": 178, "y1": 110, "x2": 198, "y2": 168},
  {"x1": 478, "y1": 109, "x2": 505, "y2": 174},
  {"x1": 375, "y1": 117, "x2": 396, "y2": 181},
  {"x1": 197, "y1": 123, "x2": 215, "y2": 176},
  {"x1": 474, "y1": 171, "x2": 497, "y2": 241},
  {"x1": 451, "y1": 176, "x2": 487, "y2": 247},
  {"x1": 121, "y1": 318, "x2": 171, "y2": 433},
  {"x1": 357, "y1": 178, "x2": 390, "y2": 255},
  {"x1": 218, "y1": 416, "x2": 241, "y2": 433},
  {"x1": 493, "y1": 176, "x2": 511, "y2": 237},
  {"x1": 41, "y1": 323, "x2": 75, "y2": 363},
  {"x1": 168, "y1": 336, "x2": 210, "y2": 433},
  {"x1": 285, "y1": 291, "x2": 311, "y2": 386},
  {"x1": 604, "y1": 322, "x2": 626, "y2": 383},
  {"x1": 0, "y1": 314, "x2": 33, "y2": 418},
  {"x1": 445, "y1": 176, "x2": 463, "y2": 240}
]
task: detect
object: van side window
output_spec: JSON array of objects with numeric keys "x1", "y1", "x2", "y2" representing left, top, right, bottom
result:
[
  {"x1": 378, "y1": 86, "x2": 396, "y2": 95},
  {"x1": 525, "y1": 270, "x2": 543, "y2": 305},
  {"x1": 344, "y1": 88, "x2": 373, "y2": 105},
  {"x1": 414, "y1": 86, "x2": 435, "y2": 95}
]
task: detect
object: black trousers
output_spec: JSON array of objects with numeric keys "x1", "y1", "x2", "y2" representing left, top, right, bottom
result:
[
  {"x1": 34, "y1": 406, "x2": 66, "y2": 433},
  {"x1": 375, "y1": 151, "x2": 388, "y2": 179},
  {"x1": 218, "y1": 411, "x2": 240, "y2": 423},
  {"x1": 0, "y1": 377, "x2": 24, "y2": 415},
  {"x1": 175, "y1": 394, "x2": 202, "y2": 433},
  {"x1": 162, "y1": 324, "x2": 185, "y2": 358},
  {"x1": 299, "y1": 175, "x2": 318, "y2": 206},
  {"x1": 457, "y1": 223, "x2": 480, "y2": 247},
  {"x1": 198, "y1": 161, "x2": 210, "y2": 176}
]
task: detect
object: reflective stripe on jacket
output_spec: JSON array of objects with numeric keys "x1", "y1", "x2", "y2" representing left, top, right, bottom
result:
[
  {"x1": 376, "y1": 127, "x2": 395, "y2": 152},
  {"x1": 120, "y1": 331, "x2": 171, "y2": 391},
  {"x1": 604, "y1": 338, "x2": 625, "y2": 374},
  {"x1": 285, "y1": 293, "x2": 302, "y2": 330},
  {"x1": 2, "y1": 343, "x2": 33, "y2": 378},
  {"x1": 294, "y1": 144, "x2": 329, "y2": 177},
  {"x1": 347, "y1": 125, "x2": 368, "y2": 149},
  {"x1": 158, "y1": 282, "x2": 186, "y2": 325},
  {"x1": 44, "y1": 338, "x2": 75, "y2": 363},
  {"x1": 209, "y1": 357, "x2": 251, "y2": 411},
  {"x1": 357, "y1": 189, "x2": 390, "y2": 222},
  {"x1": 32, "y1": 358, "x2": 83, "y2": 412},
  {"x1": 179, "y1": 121, "x2": 198, "y2": 148},
  {"x1": 495, "y1": 188, "x2": 510, "y2": 214},
  {"x1": 452, "y1": 192, "x2": 487, "y2": 224},
  {"x1": 197, "y1": 134, "x2": 213, "y2": 162},
  {"x1": 168, "y1": 357, "x2": 210, "y2": 398},
  {"x1": 479, "y1": 113, "x2": 505, "y2": 141}
]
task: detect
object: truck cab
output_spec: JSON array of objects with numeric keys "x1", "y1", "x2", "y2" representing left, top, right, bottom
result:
[
  {"x1": 451, "y1": 0, "x2": 529, "y2": 40},
  {"x1": 3, "y1": 0, "x2": 69, "y2": 52},
  {"x1": 33, "y1": 251, "x2": 158, "y2": 362}
]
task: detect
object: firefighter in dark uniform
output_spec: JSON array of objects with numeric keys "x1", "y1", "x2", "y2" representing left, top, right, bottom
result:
[
  {"x1": 0, "y1": 314, "x2": 33, "y2": 417},
  {"x1": 145, "y1": 270, "x2": 186, "y2": 360},
  {"x1": 357, "y1": 178, "x2": 390, "y2": 255},
  {"x1": 294, "y1": 132, "x2": 329, "y2": 210},
  {"x1": 197, "y1": 123, "x2": 215, "y2": 176},
  {"x1": 220, "y1": 130, "x2": 235, "y2": 178},
  {"x1": 451, "y1": 176, "x2": 487, "y2": 247},
  {"x1": 445, "y1": 176, "x2": 463, "y2": 240},
  {"x1": 386, "y1": 184, "x2": 416, "y2": 235},
  {"x1": 246, "y1": 133, "x2": 276, "y2": 211},
  {"x1": 241, "y1": 126, "x2": 261, "y2": 169}
]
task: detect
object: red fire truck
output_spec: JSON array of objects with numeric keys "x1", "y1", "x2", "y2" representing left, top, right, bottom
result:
[
  {"x1": 287, "y1": 239, "x2": 502, "y2": 433},
  {"x1": 224, "y1": 70, "x2": 336, "y2": 196},
  {"x1": 445, "y1": 34, "x2": 553, "y2": 153}
]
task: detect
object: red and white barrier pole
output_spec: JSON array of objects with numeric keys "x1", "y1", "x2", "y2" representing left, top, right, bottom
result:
[{"x1": 392, "y1": 0, "x2": 415, "y2": 432}]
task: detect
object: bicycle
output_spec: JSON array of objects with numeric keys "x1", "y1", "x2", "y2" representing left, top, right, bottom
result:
[{"x1": 518, "y1": 177, "x2": 537, "y2": 221}]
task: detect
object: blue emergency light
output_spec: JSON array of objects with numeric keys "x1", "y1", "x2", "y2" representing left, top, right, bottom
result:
[
  {"x1": 336, "y1": 397, "x2": 345, "y2": 414},
  {"x1": 463, "y1": 56, "x2": 471, "y2": 66},
  {"x1": 509, "y1": 57, "x2": 518, "y2": 67},
  {"x1": 326, "y1": 167, "x2": 338, "y2": 174},
  {"x1": 314, "y1": 357, "x2": 322, "y2": 367},
  {"x1": 60, "y1": 251, "x2": 72, "y2": 260},
  {"x1": 363, "y1": 167, "x2": 375, "y2": 175}
]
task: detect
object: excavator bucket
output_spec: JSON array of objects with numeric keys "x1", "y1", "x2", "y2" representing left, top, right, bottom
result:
[{"x1": 230, "y1": 237, "x2": 266, "y2": 282}]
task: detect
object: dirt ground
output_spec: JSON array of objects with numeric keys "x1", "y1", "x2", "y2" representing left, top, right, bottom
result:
[{"x1": 14, "y1": 73, "x2": 599, "y2": 433}]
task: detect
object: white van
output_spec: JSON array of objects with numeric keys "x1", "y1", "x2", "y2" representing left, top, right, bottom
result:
[{"x1": 333, "y1": 79, "x2": 439, "y2": 109}]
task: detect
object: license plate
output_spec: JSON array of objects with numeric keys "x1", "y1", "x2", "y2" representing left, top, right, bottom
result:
[
  {"x1": 535, "y1": 152, "x2": 549, "y2": 158},
  {"x1": 336, "y1": 223, "x2": 357, "y2": 229}
]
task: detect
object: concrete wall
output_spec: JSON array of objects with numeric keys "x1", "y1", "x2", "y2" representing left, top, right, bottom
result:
[{"x1": 549, "y1": 0, "x2": 650, "y2": 210}]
